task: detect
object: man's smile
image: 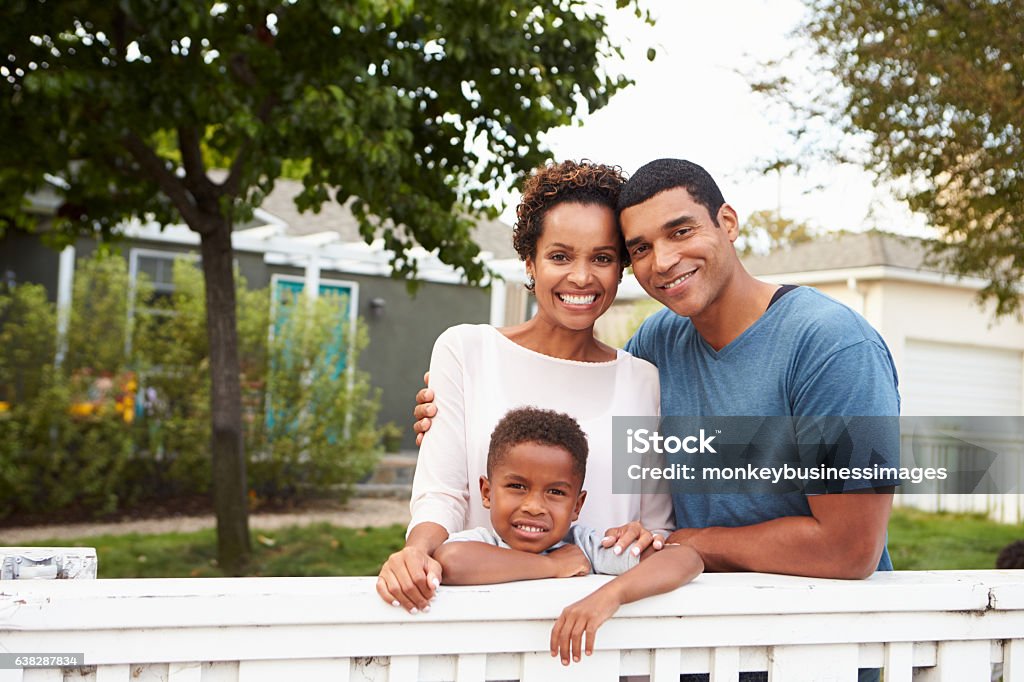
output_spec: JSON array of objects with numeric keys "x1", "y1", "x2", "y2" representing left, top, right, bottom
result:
[{"x1": 657, "y1": 267, "x2": 697, "y2": 290}]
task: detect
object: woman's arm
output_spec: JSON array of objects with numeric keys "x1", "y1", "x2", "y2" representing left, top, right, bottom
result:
[
  {"x1": 436, "y1": 542, "x2": 592, "y2": 584},
  {"x1": 376, "y1": 522, "x2": 448, "y2": 612},
  {"x1": 378, "y1": 328, "x2": 474, "y2": 612}
]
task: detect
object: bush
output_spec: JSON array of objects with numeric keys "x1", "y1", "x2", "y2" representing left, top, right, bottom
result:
[
  {"x1": 246, "y1": 289, "x2": 380, "y2": 503},
  {"x1": 0, "y1": 251, "x2": 384, "y2": 521}
]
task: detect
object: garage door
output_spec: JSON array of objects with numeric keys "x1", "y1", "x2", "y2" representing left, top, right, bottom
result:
[{"x1": 902, "y1": 339, "x2": 1023, "y2": 416}]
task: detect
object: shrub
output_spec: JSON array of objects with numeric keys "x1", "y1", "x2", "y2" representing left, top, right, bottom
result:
[{"x1": 0, "y1": 251, "x2": 383, "y2": 521}]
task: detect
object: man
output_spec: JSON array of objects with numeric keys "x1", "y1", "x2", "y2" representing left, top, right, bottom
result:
[
  {"x1": 416, "y1": 158, "x2": 899, "y2": 579},
  {"x1": 613, "y1": 158, "x2": 898, "y2": 579}
]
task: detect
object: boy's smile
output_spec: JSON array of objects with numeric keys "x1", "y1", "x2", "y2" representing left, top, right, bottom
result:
[{"x1": 480, "y1": 442, "x2": 587, "y2": 553}]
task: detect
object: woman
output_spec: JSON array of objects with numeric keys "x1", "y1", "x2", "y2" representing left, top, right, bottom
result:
[{"x1": 376, "y1": 160, "x2": 672, "y2": 612}]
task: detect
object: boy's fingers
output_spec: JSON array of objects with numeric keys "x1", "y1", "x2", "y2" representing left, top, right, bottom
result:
[
  {"x1": 571, "y1": 622, "x2": 585, "y2": 663},
  {"x1": 585, "y1": 624, "x2": 597, "y2": 656},
  {"x1": 558, "y1": 615, "x2": 575, "y2": 665},
  {"x1": 550, "y1": 617, "x2": 564, "y2": 657}
]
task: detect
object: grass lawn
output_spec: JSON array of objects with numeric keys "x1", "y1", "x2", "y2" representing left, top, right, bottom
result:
[{"x1": 17, "y1": 507, "x2": 1024, "y2": 578}]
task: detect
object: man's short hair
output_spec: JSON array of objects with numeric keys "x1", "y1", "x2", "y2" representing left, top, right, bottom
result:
[
  {"x1": 487, "y1": 407, "x2": 588, "y2": 486},
  {"x1": 617, "y1": 158, "x2": 726, "y2": 227}
]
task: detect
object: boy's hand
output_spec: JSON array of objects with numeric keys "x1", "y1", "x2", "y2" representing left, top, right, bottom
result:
[
  {"x1": 377, "y1": 545, "x2": 442, "y2": 613},
  {"x1": 548, "y1": 544, "x2": 591, "y2": 578},
  {"x1": 601, "y1": 521, "x2": 664, "y2": 557},
  {"x1": 412, "y1": 371, "x2": 434, "y2": 446},
  {"x1": 550, "y1": 588, "x2": 623, "y2": 665}
]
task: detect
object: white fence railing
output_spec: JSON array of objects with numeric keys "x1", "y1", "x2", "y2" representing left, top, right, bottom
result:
[{"x1": 3, "y1": 571, "x2": 1024, "y2": 681}]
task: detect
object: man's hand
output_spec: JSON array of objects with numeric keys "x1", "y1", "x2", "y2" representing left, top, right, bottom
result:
[
  {"x1": 376, "y1": 545, "x2": 442, "y2": 613},
  {"x1": 550, "y1": 587, "x2": 622, "y2": 665},
  {"x1": 600, "y1": 521, "x2": 665, "y2": 558},
  {"x1": 412, "y1": 371, "x2": 435, "y2": 446},
  {"x1": 548, "y1": 544, "x2": 592, "y2": 578}
]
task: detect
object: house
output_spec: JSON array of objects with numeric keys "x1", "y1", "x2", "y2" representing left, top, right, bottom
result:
[
  {"x1": 742, "y1": 230, "x2": 1024, "y2": 523},
  {"x1": 0, "y1": 178, "x2": 528, "y2": 449},
  {"x1": 741, "y1": 230, "x2": 1024, "y2": 417}
]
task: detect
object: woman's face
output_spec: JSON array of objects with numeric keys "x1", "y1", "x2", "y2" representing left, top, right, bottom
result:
[{"x1": 526, "y1": 201, "x2": 622, "y2": 332}]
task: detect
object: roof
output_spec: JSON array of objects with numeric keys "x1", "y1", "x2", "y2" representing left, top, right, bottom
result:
[
  {"x1": 257, "y1": 178, "x2": 517, "y2": 260},
  {"x1": 741, "y1": 230, "x2": 942, "y2": 277}
]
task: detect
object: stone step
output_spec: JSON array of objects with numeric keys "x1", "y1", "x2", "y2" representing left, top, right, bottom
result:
[
  {"x1": 353, "y1": 482, "x2": 413, "y2": 500},
  {"x1": 364, "y1": 453, "x2": 418, "y2": 486}
]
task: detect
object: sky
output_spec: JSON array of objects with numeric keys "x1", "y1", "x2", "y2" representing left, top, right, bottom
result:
[{"x1": 501, "y1": 0, "x2": 931, "y2": 238}]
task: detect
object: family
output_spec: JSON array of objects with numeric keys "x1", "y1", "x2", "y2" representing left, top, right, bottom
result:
[{"x1": 375, "y1": 158, "x2": 901, "y2": 671}]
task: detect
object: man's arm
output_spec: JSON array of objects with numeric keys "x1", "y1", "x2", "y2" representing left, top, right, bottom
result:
[
  {"x1": 550, "y1": 545, "x2": 703, "y2": 665},
  {"x1": 435, "y1": 542, "x2": 591, "y2": 584},
  {"x1": 669, "y1": 491, "x2": 893, "y2": 579}
]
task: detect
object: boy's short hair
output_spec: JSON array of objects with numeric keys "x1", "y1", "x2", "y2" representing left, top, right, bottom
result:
[
  {"x1": 617, "y1": 158, "x2": 726, "y2": 227},
  {"x1": 487, "y1": 407, "x2": 588, "y2": 486}
]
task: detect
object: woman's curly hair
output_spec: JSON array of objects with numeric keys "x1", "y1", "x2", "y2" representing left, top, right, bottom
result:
[{"x1": 513, "y1": 160, "x2": 628, "y2": 271}]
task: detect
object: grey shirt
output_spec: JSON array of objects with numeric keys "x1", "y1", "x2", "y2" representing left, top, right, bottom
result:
[{"x1": 445, "y1": 524, "x2": 640, "y2": 575}]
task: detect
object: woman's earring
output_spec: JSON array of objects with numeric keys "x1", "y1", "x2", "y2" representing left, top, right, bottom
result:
[{"x1": 525, "y1": 275, "x2": 535, "y2": 293}]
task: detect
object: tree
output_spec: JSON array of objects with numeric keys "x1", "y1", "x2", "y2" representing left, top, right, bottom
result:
[
  {"x1": 736, "y1": 210, "x2": 816, "y2": 257},
  {"x1": 0, "y1": 0, "x2": 649, "y2": 573},
  {"x1": 758, "y1": 0, "x2": 1024, "y2": 316}
]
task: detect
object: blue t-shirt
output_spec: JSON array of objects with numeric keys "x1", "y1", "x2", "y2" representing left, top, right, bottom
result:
[{"x1": 625, "y1": 287, "x2": 900, "y2": 571}]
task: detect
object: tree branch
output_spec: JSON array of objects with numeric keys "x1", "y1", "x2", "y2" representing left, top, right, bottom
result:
[
  {"x1": 121, "y1": 132, "x2": 211, "y2": 233},
  {"x1": 177, "y1": 126, "x2": 217, "y2": 209},
  {"x1": 218, "y1": 94, "x2": 278, "y2": 199}
]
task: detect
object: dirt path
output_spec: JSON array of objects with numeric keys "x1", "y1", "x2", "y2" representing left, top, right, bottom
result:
[{"x1": 0, "y1": 498, "x2": 411, "y2": 545}]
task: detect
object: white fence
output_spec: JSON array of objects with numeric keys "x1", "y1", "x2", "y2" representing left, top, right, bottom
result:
[{"x1": 3, "y1": 571, "x2": 1024, "y2": 681}]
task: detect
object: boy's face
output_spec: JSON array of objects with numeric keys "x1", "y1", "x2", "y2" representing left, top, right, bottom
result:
[{"x1": 480, "y1": 442, "x2": 586, "y2": 553}]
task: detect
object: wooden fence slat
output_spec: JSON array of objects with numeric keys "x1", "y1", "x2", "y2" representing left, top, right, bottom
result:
[
  {"x1": 882, "y1": 642, "x2": 913, "y2": 682},
  {"x1": 0, "y1": 668, "x2": 24, "y2": 682},
  {"x1": 455, "y1": 654, "x2": 486, "y2": 681},
  {"x1": 521, "y1": 651, "x2": 618, "y2": 682},
  {"x1": 769, "y1": 644, "x2": 859, "y2": 682},
  {"x1": 95, "y1": 665, "x2": 131, "y2": 682},
  {"x1": 167, "y1": 662, "x2": 203, "y2": 682},
  {"x1": 914, "y1": 640, "x2": 991, "y2": 682},
  {"x1": 1005, "y1": 639, "x2": 1024, "y2": 682},
  {"x1": 239, "y1": 659, "x2": 349, "y2": 682},
  {"x1": 650, "y1": 648, "x2": 681, "y2": 682},
  {"x1": 710, "y1": 646, "x2": 739, "y2": 682},
  {"x1": 20, "y1": 671, "x2": 60, "y2": 682},
  {"x1": 386, "y1": 655, "x2": 419, "y2": 682}
]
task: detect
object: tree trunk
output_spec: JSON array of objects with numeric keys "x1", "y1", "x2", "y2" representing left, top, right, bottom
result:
[{"x1": 199, "y1": 219, "x2": 251, "y2": 575}]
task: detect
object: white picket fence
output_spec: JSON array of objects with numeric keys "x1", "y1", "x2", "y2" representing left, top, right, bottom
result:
[{"x1": 3, "y1": 571, "x2": 1024, "y2": 682}]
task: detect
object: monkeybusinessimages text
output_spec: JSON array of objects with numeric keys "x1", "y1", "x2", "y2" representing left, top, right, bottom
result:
[{"x1": 624, "y1": 428, "x2": 949, "y2": 486}]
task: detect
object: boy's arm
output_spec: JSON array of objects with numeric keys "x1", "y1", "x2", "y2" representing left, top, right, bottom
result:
[
  {"x1": 550, "y1": 545, "x2": 703, "y2": 665},
  {"x1": 436, "y1": 541, "x2": 591, "y2": 585}
]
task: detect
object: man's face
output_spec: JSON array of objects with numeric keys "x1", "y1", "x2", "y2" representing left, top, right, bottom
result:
[
  {"x1": 481, "y1": 442, "x2": 586, "y2": 553},
  {"x1": 620, "y1": 187, "x2": 739, "y2": 321}
]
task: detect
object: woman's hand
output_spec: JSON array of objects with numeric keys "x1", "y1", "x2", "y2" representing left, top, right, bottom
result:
[
  {"x1": 600, "y1": 521, "x2": 665, "y2": 558},
  {"x1": 376, "y1": 545, "x2": 442, "y2": 613},
  {"x1": 412, "y1": 371, "x2": 435, "y2": 446}
]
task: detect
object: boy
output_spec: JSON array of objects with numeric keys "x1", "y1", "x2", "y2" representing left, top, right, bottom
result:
[{"x1": 434, "y1": 406, "x2": 703, "y2": 666}]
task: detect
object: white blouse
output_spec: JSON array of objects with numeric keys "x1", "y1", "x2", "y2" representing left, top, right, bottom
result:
[{"x1": 409, "y1": 324, "x2": 673, "y2": 537}]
